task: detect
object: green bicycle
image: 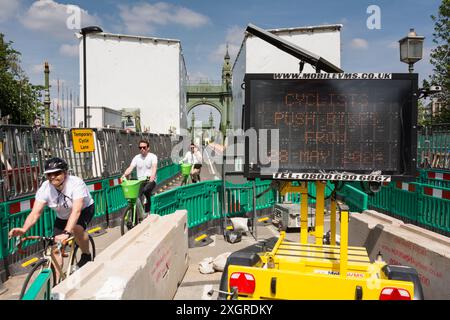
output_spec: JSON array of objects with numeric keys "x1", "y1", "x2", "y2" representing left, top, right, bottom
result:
[{"x1": 120, "y1": 177, "x2": 147, "y2": 235}]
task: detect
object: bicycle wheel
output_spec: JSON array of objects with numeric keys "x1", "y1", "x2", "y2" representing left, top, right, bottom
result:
[
  {"x1": 120, "y1": 204, "x2": 137, "y2": 235},
  {"x1": 19, "y1": 258, "x2": 55, "y2": 299},
  {"x1": 181, "y1": 175, "x2": 190, "y2": 186},
  {"x1": 137, "y1": 195, "x2": 148, "y2": 222},
  {"x1": 70, "y1": 235, "x2": 96, "y2": 273}
]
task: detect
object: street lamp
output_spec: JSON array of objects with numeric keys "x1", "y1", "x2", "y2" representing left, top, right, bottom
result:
[
  {"x1": 399, "y1": 28, "x2": 425, "y2": 73},
  {"x1": 80, "y1": 26, "x2": 103, "y2": 128}
]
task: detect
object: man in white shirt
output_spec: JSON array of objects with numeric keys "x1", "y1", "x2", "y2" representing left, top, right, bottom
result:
[
  {"x1": 122, "y1": 139, "x2": 158, "y2": 213},
  {"x1": 182, "y1": 143, "x2": 203, "y2": 183},
  {"x1": 9, "y1": 157, "x2": 95, "y2": 268}
]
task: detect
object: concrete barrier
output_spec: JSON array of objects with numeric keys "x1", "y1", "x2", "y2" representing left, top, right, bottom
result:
[
  {"x1": 349, "y1": 210, "x2": 450, "y2": 300},
  {"x1": 53, "y1": 210, "x2": 188, "y2": 299}
]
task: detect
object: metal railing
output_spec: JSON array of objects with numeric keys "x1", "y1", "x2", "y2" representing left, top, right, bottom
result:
[
  {"x1": 342, "y1": 180, "x2": 450, "y2": 236},
  {"x1": 0, "y1": 125, "x2": 180, "y2": 202},
  {"x1": 418, "y1": 126, "x2": 450, "y2": 170}
]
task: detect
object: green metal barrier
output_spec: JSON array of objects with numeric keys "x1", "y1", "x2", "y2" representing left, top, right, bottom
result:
[
  {"x1": 0, "y1": 202, "x2": 8, "y2": 270},
  {"x1": 104, "y1": 177, "x2": 128, "y2": 221},
  {"x1": 176, "y1": 181, "x2": 222, "y2": 228},
  {"x1": 85, "y1": 181, "x2": 108, "y2": 229},
  {"x1": 418, "y1": 169, "x2": 450, "y2": 189},
  {"x1": 42, "y1": 206, "x2": 57, "y2": 237},
  {"x1": 157, "y1": 162, "x2": 175, "y2": 185},
  {"x1": 340, "y1": 184, "x2": 368, "y2": 213},
  {"x1": 368, "y1": 183, "x2": 391, "y2": 212},
  {"x1": 151, "y1": 179, "x2": 275, "y2": 229},
  {"x1": 418, "y1": 184, "x2": 450, "y2": 233},
  {"x1": 150, "y1": 187, "x2": 178, "y2": 217},
  {"x1": 390, "y1": 183, "x2": 420, "y2": 223},
  {"x1": 345, "y1": 180, "x2": 450, "y2": 235},
  {"x1": 2, "y1": 196, "x2": 48, "y2": 263},
  {"x1": 21, "y1": 268, "x2": 52, "y2": 300}
]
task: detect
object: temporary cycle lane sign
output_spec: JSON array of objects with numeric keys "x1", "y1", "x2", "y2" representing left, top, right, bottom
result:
[{"x1": 72, "y1": 129, "x2": 95, "y2": 152}]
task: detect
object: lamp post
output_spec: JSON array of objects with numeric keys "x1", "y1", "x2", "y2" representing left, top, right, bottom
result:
[
  {"x1": 80, "y1": 26, "x2": 103, "y2": 128},
  {"x1": 399, "y1": 28, "x2": 425, "y2": 73}
]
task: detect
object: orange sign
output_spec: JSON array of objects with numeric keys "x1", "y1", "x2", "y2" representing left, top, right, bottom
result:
[{"x1": 72, "y1": 129, "x2": 95, "y2": 152}]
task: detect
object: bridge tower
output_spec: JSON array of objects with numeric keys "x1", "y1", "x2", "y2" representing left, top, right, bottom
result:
[
  {"x1": 222, "y1": 45, "x2": 232, "y2": 133},
  {"x1": 186, "y1": 47, "x2": 233, "y2": 139}
]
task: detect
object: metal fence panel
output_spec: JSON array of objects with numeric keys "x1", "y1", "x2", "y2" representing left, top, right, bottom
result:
[
  {"x1": 418, "y1": 127, "x2": 450, "y2": 169},
  {"x1": 0, "y1": 125, "x2": 41, "y2": 202}
]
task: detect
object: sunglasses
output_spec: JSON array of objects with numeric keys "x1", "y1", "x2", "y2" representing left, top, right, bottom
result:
[{"x1": 139, "y1": 146, "x2": 148, "y2": 150}]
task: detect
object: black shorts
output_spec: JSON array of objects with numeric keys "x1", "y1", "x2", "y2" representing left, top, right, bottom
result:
[
  {"x1": 193, "y1": 164, "x2": 202, "y2": 169},
  {"x1": 53, "y1": 204, "x2": 95, "y2": 236}
]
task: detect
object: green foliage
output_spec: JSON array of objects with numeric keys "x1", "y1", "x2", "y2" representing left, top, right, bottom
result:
[
  {"x1": 425, "y1": 0, "x2": 450, "y2": 124},
  {"x1": 417, "y1": 100, "x2": 429, "y2": 126},
  {"x1": 0, "y1": 33, "x2": 43, "y2": 125}
]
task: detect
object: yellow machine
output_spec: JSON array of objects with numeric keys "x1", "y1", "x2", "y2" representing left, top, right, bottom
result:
[{"x1": 220, "y1": 181, "x2": 422, "y2": 300}]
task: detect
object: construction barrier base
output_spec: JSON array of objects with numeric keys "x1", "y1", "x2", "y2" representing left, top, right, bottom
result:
[
  {"x1": 187, "y1": 218, "x2": 222, "y2": 248},
  {"x1": 87, "y1": 217, "x2": 108, "y2": 234},
  {"x1": 191, "y1": 234, "x2": 214, "y2": 247},
  {"x1": 6, "y1": 251, "x2": 43, "y2": 277},
  {"x1": 107, "y1": 208, "x2": 124, "y2": 228}
]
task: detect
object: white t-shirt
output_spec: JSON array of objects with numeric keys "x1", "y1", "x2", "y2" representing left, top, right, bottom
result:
[
  {"x1": 35, "y1": 175, "x2": 94, "y2": 219},
  {"x1": 182, "y1": 151, "x2": 202, "y2": 165},
  {"x1": 130, "y1": 153, "x2": 158, "y2": 180}
]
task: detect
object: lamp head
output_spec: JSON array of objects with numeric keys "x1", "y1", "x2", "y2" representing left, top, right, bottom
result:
[{"x1": 80, "y1": 26, "x2": 103, "y2": 35}]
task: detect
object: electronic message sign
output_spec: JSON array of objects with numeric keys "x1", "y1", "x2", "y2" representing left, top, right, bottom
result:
[{"x1": 243, "y1": 73, "x2": 418, "y2": 181}]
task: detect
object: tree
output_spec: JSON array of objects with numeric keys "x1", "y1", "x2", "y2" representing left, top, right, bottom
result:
[
  {"x1": 417, "y1": 100, "x2": 429, "y2": 127},
  {"x1": 425, "y1": 0, "x2": 450, "y2": 124},
  {"x1": 0, "y1": 33, "x2": 43, "y2": 125}
]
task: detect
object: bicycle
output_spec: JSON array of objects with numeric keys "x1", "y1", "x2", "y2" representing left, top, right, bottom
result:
[
  {"x1": 180, "y1": 162, "x2": 192, "y2": 186},
  {"x1": 120, "y1": 177, "x2": 148, "y2": 235},
  {"x1": 16, "y1": 234, "x2": 96, "y2": 299}
]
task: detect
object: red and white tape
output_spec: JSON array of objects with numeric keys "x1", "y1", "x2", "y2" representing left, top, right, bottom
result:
[
  {"x1": 109, "y1": 178, "x2": 122, "y2": 187},
  {"x1": 87, "y1": 183, "x2": 102, "y2": 192},
  {"x1": 395, "y1": 181, "x2": 416, "y2": 192},
  {"x1": 427, "y1": 171, "x2": 450, "y2": 181},
  {"x1": 9, "y1": 199, "x2": 35, "y2": 214},
  {"x1": 423, "y1": 186, "x2": 450, "y2": 200}
]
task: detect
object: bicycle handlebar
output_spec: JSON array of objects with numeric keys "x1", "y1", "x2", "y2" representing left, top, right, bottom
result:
[
  {"x1": 16, "y1": 235, "x2": 73, "y2": 255},
  {"x1": 17, "y1": 236, "x2": 45, "y2": 255}
]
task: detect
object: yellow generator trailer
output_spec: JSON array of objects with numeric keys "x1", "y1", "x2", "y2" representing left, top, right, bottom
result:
[{"x1": 218, "y1": 181, "x2": 423, "y2": 300}]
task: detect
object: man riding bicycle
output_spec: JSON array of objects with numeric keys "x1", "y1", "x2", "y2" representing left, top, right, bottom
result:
[
  {"x1": 122, "y1": 139, "x2": 158, "y2": 213},
  {"x1": 9, "y1": 157, "x2": 95, "y2": 268}
]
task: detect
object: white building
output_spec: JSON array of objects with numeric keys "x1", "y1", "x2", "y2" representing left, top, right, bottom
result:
[
  {"x1": 232, "y1": 24, "x2": 342, "y2": 129},
  {"x1": 74, "y1": 106, "x2": 122, "y2": 129},
  {"x1": 79, "y1": 32, "x2": 187, "y2": 134}
]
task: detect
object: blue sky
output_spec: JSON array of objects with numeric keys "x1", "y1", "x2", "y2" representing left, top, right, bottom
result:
[{"x1": 0, "y1": 0, "x2": 442, "y2": 126}]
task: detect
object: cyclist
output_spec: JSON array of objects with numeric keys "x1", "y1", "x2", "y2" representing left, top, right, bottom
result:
[
  {"x1": 8, "y1": 157, "x2": 95, "y2": 268},
  {"x1": 122, "y1": 139, "x2": 158, "y2": 213},
  {"x1": 181, "y1": 143, "x2": 203, "y2": 183}
]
